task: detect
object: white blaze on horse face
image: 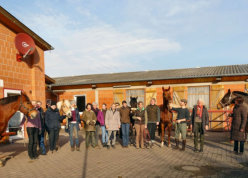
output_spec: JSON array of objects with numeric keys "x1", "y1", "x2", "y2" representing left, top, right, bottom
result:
[{"x1": 58, "y1": 100, "x2": 72, "y2": 117}]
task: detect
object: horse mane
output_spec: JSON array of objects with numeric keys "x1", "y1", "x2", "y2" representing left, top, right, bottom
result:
[
  {"x1": 0, "y1": 95, "x2": 19, "y2": 105},
  {"x1": 233, "y1": 91, "x2": 248, "y2": 97}
]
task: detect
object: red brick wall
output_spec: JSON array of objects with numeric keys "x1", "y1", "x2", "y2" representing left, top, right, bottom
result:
[
  {"x1": 99, "y1": 90, "x2": 114, "y2": 109},
  {"x1": 0, "y1": 23, "x2": 46, "y2": 107}
]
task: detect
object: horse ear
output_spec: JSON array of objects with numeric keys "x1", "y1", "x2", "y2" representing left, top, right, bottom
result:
[
  {"x1": 162, "y1": 87, "x2": 165, "y2": 91},
  {"x1": 228, "y1": 89, "x2": 231, "y2": 93}
]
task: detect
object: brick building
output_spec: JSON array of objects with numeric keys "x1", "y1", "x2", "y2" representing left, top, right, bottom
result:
[
  {"x1": 0, "y1": 7, "x2": 53, "y2": 139},
  {"x1": 0, "y1": 6, "x2": 53, "y2": 105},
  {"x1": 51, "y1": 64, "x2": 248, "y2": 131}
]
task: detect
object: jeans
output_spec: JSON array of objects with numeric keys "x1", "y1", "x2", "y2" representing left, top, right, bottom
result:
[
  {"x1": 69, "y1": 123, "x2": 79, "y2": 147},
  {"x1": 48, "y1": 129, "x2": 59, "y2": 151},
  {"x1": 147, "y1": 123, "x2": 156, "y2": 140},
  {"x1": 95, "y1": 125, "x2": 100, "y2": 146},
  {"x1": 175, "y1": 123, "x2": 187, "y2": 140},
  {"x1": 38, "y1": 130, "x2": 46, "y2": 154},
  {"x1": 101, "y1": 126, "x2": 108, "y2": 144},
  {"x1": 135, "y1": 124, "x2": 145, "y2": 148},
  {"x1": 234, "y1": 141, "x2": 245, "y2": 153},
  {"x1": 27, "y1": 127, "x2": 39, "y2": 159},
  {"x1": 121, "y1": 123, "x2": 130, "y2": 146},
  {"x1": 107, "y1": 130, "x2": 117, "y2": 146},
  {"x1": 86, "y1": 131, "x2": 96, "y2": 148}
]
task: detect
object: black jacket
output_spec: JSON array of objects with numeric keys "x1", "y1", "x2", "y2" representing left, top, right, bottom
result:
[
  {"x1": 191, "y1": 105, "x2": 209, "y2": 133},
  {"x1": 45, "y1": 107, "x2": 65, "y2": 130}
]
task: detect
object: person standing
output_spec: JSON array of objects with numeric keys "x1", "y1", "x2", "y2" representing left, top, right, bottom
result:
[
  {"x1": 92, "y1": 102, "x2": 100, "y2": 147},
  {"x1": 97, "y1": 103, "x2": 108, "y2": 147},
  {"x1": 68, "y1": 100, "x2": 81, "y2": 151},
  {"x1": 146, "y1": 98, "x2": 160, "y2": 148},
  {"x1": 230, "y1": 97, "x2": 247, "y2": 155},
  {"x1": 133, "y1": 101, "x2": 147, "y2": 149},
  {"x1": 120, "y1": 100, "x2": 131, "y2": 148},
  {"x1": 36, "y1": 101, "x2": 46, "y2": 155},
  {"x1": 170, "y1": 99, "x2": 190, "y2": 151},
  {"x1": 105, "y1": 103, "x2": 121, "y2": 149},
  {"x1": 45, "y1": 101, "x2": 65, "y2": 153},
  {"x1": 191, "y1": 99, "x2": 209, "y2": 152},
  {"x1": 20, "y1": 100, "x2": 41, "y2": 160},
  {"x1": 82, "y1": 103, "x2": 97, "y2": 149}
]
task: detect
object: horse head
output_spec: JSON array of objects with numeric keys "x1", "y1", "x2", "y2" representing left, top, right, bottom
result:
[
  {"x1": 217, "y1": 89, "x2": 236, "y2": 109},
  {"x1": 19, "y1": 91, "x2": 38, "y2": 119},
  {"x1": 57, "y1": 99, "x2": 72, "y2": 118},
  {"x1": 130, "y1": 96, "x2": 138, "y2": 109},
  {"x1": 162, "y1": 86, "x2": 172, "y2": 104}
]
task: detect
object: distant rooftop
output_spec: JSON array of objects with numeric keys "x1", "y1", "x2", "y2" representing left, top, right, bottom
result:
[{"x1": 53, "y1": 64, "x2": 248, "y2": 87}]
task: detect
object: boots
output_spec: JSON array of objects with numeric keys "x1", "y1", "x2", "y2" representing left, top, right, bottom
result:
[
  {"x1": 174, "y1": 139, "x2": 179, "y2": 149},
  {"x1": 181, "y1": 140, "x2": 186, "y2": 151}
]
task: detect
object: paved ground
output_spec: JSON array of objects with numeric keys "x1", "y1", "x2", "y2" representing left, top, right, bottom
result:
[{"x1": 0, "y1": 130, "x2": 248, "y2": 178}]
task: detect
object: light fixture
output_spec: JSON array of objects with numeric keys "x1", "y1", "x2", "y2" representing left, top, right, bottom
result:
[
  {"x1": 113, "y1": 85, "x2": 131, "y2": 88},
  {"x1": 92, "y1": 84, "x2": 96, "y2": 89},
  {"x1": 147, "y1": 81, "x2": 152, "y2": 86},
  {"x1": 216, "y1": 77, "x2": 222, "y2": 81}
]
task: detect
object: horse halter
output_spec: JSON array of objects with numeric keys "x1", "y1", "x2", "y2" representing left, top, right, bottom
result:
[
  {"x1": 18, "y1": 95, "x2": 36, "y2": 115},
  {"x1": 219, "y1": 92, "x2": 233, "y2": 108}
]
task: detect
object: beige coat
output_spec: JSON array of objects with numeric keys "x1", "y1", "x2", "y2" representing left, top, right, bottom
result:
[
  {"x1": 82, "y1": 110, "x2": 97, "y2": 131},
  {"x1": 105, "y1": 109, "x2": 121, "y2": 131}
]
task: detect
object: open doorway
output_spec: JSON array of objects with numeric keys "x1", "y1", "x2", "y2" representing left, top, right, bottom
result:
[{"x1": 4, "y1": 89, "x2": 24, "y2": 140}]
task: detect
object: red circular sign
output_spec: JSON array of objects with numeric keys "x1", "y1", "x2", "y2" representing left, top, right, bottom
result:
[{"x1": 14, "y1": 33, "x2": 36, "y2": 55}]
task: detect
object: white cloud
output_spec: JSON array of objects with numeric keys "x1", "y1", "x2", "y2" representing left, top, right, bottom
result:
[{"x1": 45, "y1": 25, "x2": 181, "y2": 77}]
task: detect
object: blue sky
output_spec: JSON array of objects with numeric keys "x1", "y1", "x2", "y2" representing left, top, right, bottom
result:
[{"x1": 2, "y1": 0, "x2": 248, "y2": 77}]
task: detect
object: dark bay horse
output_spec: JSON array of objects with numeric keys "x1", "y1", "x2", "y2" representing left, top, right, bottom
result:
[
  {"x1": 217, "y1": 89, "x2": 248, "y2": 109},
  {"x1": 129, "y1": 96, "x2": 138, "y2": 145},
  {"x1": 160, "y1": 87, "x2": 173, "y2": 147},
  {"x1": 0, "y1": 92, "x2": 38, "y2": 141},
  {"x1": 217, "y1": 89, "x2": 248, "y2": 132}
]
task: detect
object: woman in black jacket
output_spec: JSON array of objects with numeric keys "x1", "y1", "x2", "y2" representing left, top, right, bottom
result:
[{"x1": 45, "y1": 101, "x2": 65, "y2": 153}]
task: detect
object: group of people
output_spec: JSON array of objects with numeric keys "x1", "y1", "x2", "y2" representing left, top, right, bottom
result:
[
  {"x1": 20, "y1": 95, "x2": 247, "y2": 160},
  {"x1": 81, "y1": 99, "x2": 160, "y2": 150}
]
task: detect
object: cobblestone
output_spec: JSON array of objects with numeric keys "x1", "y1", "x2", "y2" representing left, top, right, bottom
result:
[{"x1": 0, "y1": 130, "x2": 248, "y2": 178}]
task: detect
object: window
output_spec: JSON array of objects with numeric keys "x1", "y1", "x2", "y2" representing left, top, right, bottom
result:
[
  {"x1": 188, "y1": 86, "x2": 210, "y2": 109},
  {"x1": 74, "y1": 95, "x2": 86, "y2": 112}
]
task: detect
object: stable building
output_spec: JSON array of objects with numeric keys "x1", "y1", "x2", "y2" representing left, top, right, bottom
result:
[
  {"x1": 51, "y1": 64, "x2": 248, "y2": 131},
  {"x1": 0, "y1": 6, "x2": 53, "y2": 105},
  {"x1": 0, "y1": 6, "x2": 53, "y2": 139}
]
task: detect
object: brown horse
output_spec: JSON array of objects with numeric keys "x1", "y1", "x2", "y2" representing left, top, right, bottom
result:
[
  {"x1": 160, "y1": 86, "x2": 173, "y2": 147},
  {"x1": 0, "y1": 92, "x2": 38, "y2": 140}
]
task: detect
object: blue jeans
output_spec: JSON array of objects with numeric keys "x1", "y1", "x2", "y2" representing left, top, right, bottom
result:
[
  {"x1": 69, "y1": 123, "x2": 79, "y2": 147},
  {"x1": 122, "y1": 123, "x2": 130, "y2": 146},
  {"x1": 101, "y1": 126, "x2": 108, "y2": 144},
  {"x1": 38, "y1": 131, "x2": 46, "y2": 154}
]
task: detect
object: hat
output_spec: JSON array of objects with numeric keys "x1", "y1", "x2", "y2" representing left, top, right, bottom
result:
[
  {"x1": 51, "y1": 100, "x2": 57, "y2": 106},
  {"x1": 180, "y1": 99, "x2": 187, "y2": 104}
]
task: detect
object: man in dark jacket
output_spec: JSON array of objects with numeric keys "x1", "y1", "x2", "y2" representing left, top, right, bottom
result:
[
  {"x1": 231, "y1": 97, "x2": 247, "y2": 155},
  {"x1": 120, "y1": 100, "x2": 131, "y2": 147},
  {"x1": 191, "y1": 99, "x2": 209, "y2": 152},
  {"x1": 45, "y1": 101, "x2": 65, "y2": 153},
  {"x1": 37, "y1": 101, "x2": 46, "y2": 155}
]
